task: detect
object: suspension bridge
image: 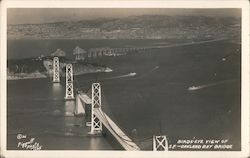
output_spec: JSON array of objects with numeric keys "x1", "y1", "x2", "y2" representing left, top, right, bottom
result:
[{"x1": 52, "y1": 56, "x2": 169, "y2": 151}]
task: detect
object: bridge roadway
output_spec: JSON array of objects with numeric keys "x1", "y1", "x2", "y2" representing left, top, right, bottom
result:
[
  {"x1": 78, "y1": 93, "x2": 140, "y2": 151},
  {"x1": 94, "y1": 108, "x2": 140, "y2": 150}
]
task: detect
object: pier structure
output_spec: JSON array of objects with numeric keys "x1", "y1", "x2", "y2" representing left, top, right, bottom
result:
[
  {"x1": 73, "y1": 46, "x2": 87, "y2": 61},
  {"x1": 89, "y1": 83, "x2": 103, "y2": 135},
  {"x1": 153, "y1": 135, "x2": 168, "y2": 151},
  {"x1": 64, "y1": 64, "x2": 74, "y2": 100},
  {"x1": 53, "y1": 56, "x2": 60, "y2": 83},
  {"x1": 74, "y1": 94, "x2": 85, "y2": 115},
  {"x1": 75, "y1": 82, "x2": 140, "y2": 151}
]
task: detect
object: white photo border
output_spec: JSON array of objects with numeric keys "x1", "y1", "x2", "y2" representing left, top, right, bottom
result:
[{"x1": 1, "y1": 1, "x2": 249, "y2": 158}]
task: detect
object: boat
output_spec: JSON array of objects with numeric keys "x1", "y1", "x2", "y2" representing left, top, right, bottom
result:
[
  {"x1": 188, "y1": 86, "x2": 200, "y2": 91},
  {"x1": 128, "y1": 72, "x2": 136, "y2": 76},
  {"x1": 104, "y1": 67, "x2": 113, "y2": 72}
]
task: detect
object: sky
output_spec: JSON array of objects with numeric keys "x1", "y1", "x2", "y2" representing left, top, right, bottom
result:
[{"x1": 7, "y1": 8, "x2": 241, "y2": 25}]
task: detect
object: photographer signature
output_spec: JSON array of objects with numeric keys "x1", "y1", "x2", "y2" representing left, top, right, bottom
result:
[{"x1": 17, "y1": 134, "x2": 42, "y2": 150}]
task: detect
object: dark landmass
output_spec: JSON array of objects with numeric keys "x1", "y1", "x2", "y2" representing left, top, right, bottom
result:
[
  {"x1": 8, "y1": 15, "x2": 240, "y2": 41},
  {"x1": 7, "y1": 56, "x2": 112, "y2": 80}
]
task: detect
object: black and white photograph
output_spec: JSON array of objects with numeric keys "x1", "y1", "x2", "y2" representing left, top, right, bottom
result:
[{"x1": 1, "y1": 1, "x2": 249, "y2": 158}]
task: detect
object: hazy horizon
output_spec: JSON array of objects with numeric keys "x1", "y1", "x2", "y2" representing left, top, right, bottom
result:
[{"x1": 8, "y1": 8, "x2": 241, "y2": 25}]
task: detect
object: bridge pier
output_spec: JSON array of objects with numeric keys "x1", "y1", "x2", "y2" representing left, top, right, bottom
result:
[
  {"x1": 153, "y1": 135, "x2": 168, "y2": 151},
  {"x1": 88, "y1": 83, "x2": 103, "y2": 135},
  {"x1": 64, "y1": 64, "x2": 74, "y2": 100},
  {"x1": 53, "y1": 57, "x2": 60, "y2": 83}
]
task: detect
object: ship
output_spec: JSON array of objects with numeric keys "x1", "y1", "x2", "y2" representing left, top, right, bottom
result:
[
  {"x1": 188, "y1": 86, "x2": 200, "y2": 91},
  {"x1": 128, "y1": 72, "x2": 136, "y2": 76}
]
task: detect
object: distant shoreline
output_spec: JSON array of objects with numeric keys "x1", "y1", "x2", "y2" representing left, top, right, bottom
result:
[{"x1": 7, "y1": 15, "x2": 240, "y2": 40}]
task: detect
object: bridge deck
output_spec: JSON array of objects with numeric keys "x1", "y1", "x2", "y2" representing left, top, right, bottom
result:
[
  {"x1": 94, "y1": 108, "x2": 140, "y2": 151},
  {"x1": 79, "y1": 93, "x2": 140, "y2": 150}
]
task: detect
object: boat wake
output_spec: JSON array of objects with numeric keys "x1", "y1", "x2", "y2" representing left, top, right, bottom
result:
[
  {"x1": 188, "y1": 79, "x2": 237, "y2": 91},
  {"x1": 103, "y1": 72, "x2": 136, "y2": 80},
  {"x1": 188, "y1": 86, "x2": 203, "y2": 91},
  {"x1": 152, "y1": 65, "x2": 159, "y2": 71},
  {"x1": 136, "y1": 66, "x2": 160, "y2": 79}
]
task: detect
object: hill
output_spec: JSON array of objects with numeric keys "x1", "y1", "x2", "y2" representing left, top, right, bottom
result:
[{"x1": 8, "y1": 15, "x2": 240, "y2": 41}]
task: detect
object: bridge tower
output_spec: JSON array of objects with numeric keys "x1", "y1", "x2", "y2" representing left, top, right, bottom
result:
[
  {"x1": 153, "y1": 135, "x2": 168, "y2": 151},
  {"x1": 89, "y1": 83, "x2": 103, "y2": 135},
  {"x1": 53, "y1": 57, "x2": 60, "y2": 83},
  {"x1": 64, "y1": 64, "x2": 74, "y2": 100}
]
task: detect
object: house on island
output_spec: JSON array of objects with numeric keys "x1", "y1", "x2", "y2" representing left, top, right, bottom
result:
[{"x1": 73, "y1": 46, "x2": 87, "y2": 61}]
